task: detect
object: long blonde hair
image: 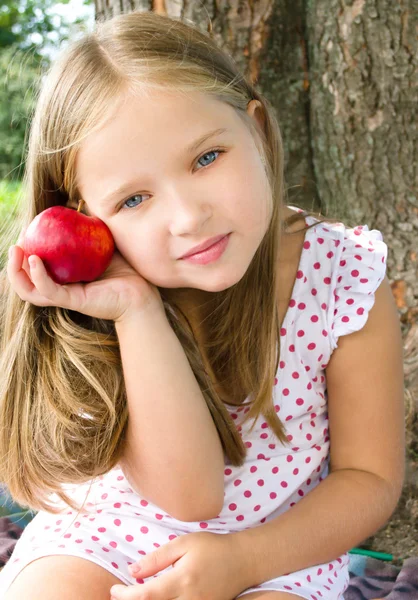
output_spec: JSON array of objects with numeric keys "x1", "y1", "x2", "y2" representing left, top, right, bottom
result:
[{"x1": 0, "y1": 11, "x2": 346, "y2": 514}]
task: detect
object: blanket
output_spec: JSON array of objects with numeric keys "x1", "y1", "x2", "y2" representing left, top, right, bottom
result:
[
  {"x1": 345, "y1": 554, "x2": 418, "y2": 599},
  {"x1": 1, "y1": 488, "x2": 417, "y2": 597}
]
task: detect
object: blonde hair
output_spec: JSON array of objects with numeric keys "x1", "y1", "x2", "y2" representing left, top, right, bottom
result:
[{"x1": 0, "y1": 11, "x2": 347, "y2": 514}]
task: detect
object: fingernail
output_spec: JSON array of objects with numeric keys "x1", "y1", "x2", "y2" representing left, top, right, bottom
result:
[{"x1": 29, "y1": 256, "x2": 36, "y2": 268}]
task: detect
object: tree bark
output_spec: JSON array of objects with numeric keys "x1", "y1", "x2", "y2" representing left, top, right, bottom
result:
[
  {"x1": 95, "y1": 0, "x2": 151, "y2": 19},
  {"x1": 306, "y1": 0, "x2": 417, "y2": 332}
]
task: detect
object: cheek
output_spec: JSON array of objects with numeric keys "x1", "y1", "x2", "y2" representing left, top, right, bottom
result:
[
  {"x1": 112, "y1": 224, "x2": 152, "y2": 263},
  {"x1": 113, "y1": 225, "x2": 173, "y2": 280},
  {"x1": 226, "y1": 151, "x2": 271, "y2": 221},
  {"x1": 229, "y1": 175, "x2": 271, "y2": 230}
]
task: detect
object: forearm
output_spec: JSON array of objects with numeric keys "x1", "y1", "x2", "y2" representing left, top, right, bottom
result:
[
  {"x1": 234, "y1": 468, "x2": 402, "y2": 587},
  {"x1": 115, "y1": 305, "x2": 224, "y2": 522}
]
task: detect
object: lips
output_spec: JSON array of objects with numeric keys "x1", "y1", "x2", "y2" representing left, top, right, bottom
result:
[{"x1": 180, "y1": 234, "x2": 228, "y2": 258}]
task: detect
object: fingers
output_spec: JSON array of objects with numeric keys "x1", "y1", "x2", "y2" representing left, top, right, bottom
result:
[
  {"x1": 110, "y1": 568, "x2": 179, "y2": 599},
  {"x1": 7, "y1": 245, "x2": 70, "y2": 309},
  {"x1": 7, "y1": 245, "x2": 37, "y2": 297},
  {"x1": 110, "y1": 583, "x2": 175, "y2": 599},
  {"x1": 17, "y1": 245, "x2": 31, "y2": 279},
  {"x1": 16, "y1": 227, "x2": 30, "y2": 276},
  {"x1": 26, "y1": 254, "x2": 61, "y2": 299}
]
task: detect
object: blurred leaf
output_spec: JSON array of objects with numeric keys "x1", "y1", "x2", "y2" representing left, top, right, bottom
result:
[
  {"x1": 0, "y1": 0, "x2": 84, "y2": 181},
  {"x1": 0, "y1": 0, "x2": 74, "y2": 51},
  {"x1": 0, "y1": 179, "x2": 22, "y2": 222},
  {"x1": 0, "y1": 44, "x2": 46, "y2": 180}
]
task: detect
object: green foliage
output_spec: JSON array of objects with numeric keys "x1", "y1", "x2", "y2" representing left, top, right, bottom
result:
[
  {"x1": 0, "y1": 179, "x2": 22, "y2": 268},
  {"x1": 0, "y1": 0, "x2": 93, "y2": 182},
  {"x1": 0, "y1": 44, "x2": 44, "y2": 180},
  {"x1": 1, "y1": 0, "x2": 72, "y2": 52},
  {"x1": 0, "y1": 179, "x2": 22, "y2": 223}
]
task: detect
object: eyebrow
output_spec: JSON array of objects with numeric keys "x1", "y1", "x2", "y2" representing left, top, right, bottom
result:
[
  {"x1": 186, "y1": 127, "x2": 228, "y2": 153},
  {"x1": 97, "y1": 127, "x2": 229, "y2": 206}
]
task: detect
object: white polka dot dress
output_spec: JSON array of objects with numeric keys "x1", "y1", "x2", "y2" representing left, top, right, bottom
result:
[{"x1": 0, "y1": 207, "x2": 388, "y2": 599}]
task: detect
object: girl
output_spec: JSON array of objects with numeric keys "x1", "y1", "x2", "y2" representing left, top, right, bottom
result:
[{"x1": 0, "y1": 10, "x2": 405, "y2": 600}]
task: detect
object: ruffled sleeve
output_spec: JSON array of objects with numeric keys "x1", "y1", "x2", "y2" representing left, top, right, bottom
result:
[{"x1": 328, "y1": 223, "x2": 388, "y2": 351}]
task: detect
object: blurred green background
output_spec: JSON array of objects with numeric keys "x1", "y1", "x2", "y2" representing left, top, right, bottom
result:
[
  {"x1": 0, "y1": 0, "x2": 93, "y2": 263},
  {"x1": 0, "y1": 179, "x2": 20, "y2": 220}
]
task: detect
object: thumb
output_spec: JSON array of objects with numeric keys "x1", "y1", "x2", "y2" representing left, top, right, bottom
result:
[{"x1": 129, "y1": 538, "x2": 183, "y2": 578}]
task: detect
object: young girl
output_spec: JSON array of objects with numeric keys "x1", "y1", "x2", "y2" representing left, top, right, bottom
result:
[{"x1": 0, "y1": 10, "x2": 405, "y2": 600}]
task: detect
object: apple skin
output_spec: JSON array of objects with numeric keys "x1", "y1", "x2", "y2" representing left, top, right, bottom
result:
[{"x1": 23, "y1": 206, "x2": 115, "y2": 285}]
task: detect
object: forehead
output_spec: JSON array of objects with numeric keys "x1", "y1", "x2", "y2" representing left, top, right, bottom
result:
[
  {"x1": 75, "y1": 90, "x2": 246, "y2": 202},
  {"x1": 78, "y1": 89, "x2": 240, "y2": 156}
]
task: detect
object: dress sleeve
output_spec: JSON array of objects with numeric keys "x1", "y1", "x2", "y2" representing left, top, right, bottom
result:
[{"x1": 328, "y1": 223, "x2": 388, "y2": 351}]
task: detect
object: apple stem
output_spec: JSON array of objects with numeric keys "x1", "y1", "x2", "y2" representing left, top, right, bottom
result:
[{"x1": 77, "y1": 199, "x2": 84, "y2": 213}]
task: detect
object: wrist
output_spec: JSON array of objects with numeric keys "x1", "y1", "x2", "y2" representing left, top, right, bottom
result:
[
  {"x1": 114, "y1": 298, "x2": 167, "y2": 331},
  {"x1": 230, "y1": 528, "x2": 263, "y2": 590}
]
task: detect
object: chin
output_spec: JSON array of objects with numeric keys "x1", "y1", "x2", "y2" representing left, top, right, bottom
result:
[
  {"x1": 196, "y1": 271, "x2": 246, "y2": 293},
  {"x1": 152, "y1": 267, "x2": 246, "y2": 294}
]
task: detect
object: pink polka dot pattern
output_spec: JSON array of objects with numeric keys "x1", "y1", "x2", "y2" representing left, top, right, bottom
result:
[
  {"x1": 0, "y1": 207, "x2": 387, "y2": 600},
  {"x1": 326, "y1": 221, "x2": 387, "y2": 350}
]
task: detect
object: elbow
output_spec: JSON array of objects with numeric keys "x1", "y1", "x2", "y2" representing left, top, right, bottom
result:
[
  {"x1": 177, "y1": 472, "x2": 225, "y2": 522},
  {"x1": 121, "y1": 459, "x2": 224, "y2": 522},
  {"x1": 387, "y1": 480, "x2": 404, "y2": 516},
  {"x1": 174, "y1": 495, "x2": 224, "y2": 523},
  {"x1": 169, "y1": 479, "x2": 224, "y2": 522},
  {"x1": 374, "y1": 472, "x2": 404, "y2": 521},
  {"x1": 384, "y1": 467, "x2": 405, "y2": 512}
]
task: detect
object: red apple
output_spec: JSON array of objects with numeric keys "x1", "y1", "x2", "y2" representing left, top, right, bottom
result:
[{"x1": 22, "y1": 205, "x2": 115, "y2": 284}]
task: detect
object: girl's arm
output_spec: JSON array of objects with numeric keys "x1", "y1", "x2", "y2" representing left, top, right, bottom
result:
[
  {"x1": 234, "y1": 275, "x2": 405, "y2": 584},
  {"x1": 115, "y1": 304, "x2": 225, "y2": 523}
]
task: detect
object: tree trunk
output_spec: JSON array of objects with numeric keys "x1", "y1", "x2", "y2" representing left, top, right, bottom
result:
[{"x1": 306, "y1": 0, "x2": 417, "y2": 333}]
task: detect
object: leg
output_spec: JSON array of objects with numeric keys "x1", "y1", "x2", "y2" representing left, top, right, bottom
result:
[
  {"x1": 4, "y1": 555, "x2": 124, "y2": 600},
  {"x1": 239, "y1": 593, "x2": 306, "y2": 600}
]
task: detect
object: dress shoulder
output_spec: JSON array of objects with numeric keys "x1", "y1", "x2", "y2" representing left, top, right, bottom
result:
[{"x1": 322, "y1": 221, "x2": 388, "y2": 351}]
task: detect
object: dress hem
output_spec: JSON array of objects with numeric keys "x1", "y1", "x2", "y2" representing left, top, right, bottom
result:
[{"x1": 238, "y1": 587, "x2": 310, "y2": 598}]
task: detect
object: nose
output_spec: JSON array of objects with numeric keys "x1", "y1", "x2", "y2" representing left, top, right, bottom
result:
[{"x1": 167, "y1": 186, "x2": 212, "y2": 236}]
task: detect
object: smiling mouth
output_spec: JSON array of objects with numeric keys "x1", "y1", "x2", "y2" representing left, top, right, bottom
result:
[
  {"x1": 180, "y1": 234, "x2": 230, "y2": 259},
  {"x1": 179, "y1": 233, "x2": 231, "y2": 264}
]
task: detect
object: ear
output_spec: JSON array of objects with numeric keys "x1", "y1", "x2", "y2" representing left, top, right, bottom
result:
[{"x1": 246, "y1": 99, "x2": 267, "y2": 138}]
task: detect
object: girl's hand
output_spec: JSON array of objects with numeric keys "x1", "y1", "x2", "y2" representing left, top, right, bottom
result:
[
  {"x1": 110, "y1": 532, "x2": 252, "y2": 600},
  {"x1": 7, "y1": 238, "x2": 164, "y2": 323}
]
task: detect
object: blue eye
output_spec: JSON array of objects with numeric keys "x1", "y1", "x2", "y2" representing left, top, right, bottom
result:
[
  {"x1": 122, "y1": 195, "x2": 149, "y2": 210},
  {"x1": 119, "y1": 148, "x2": 225, "y2": 211},
  {"x1": 196, "y1": 149, "x2": 222, "y2": 169}
]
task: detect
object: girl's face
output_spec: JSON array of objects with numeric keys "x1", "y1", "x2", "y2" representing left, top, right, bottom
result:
[{"x1": 74, "y1": 90, "x2": 272, "y2": 294}]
